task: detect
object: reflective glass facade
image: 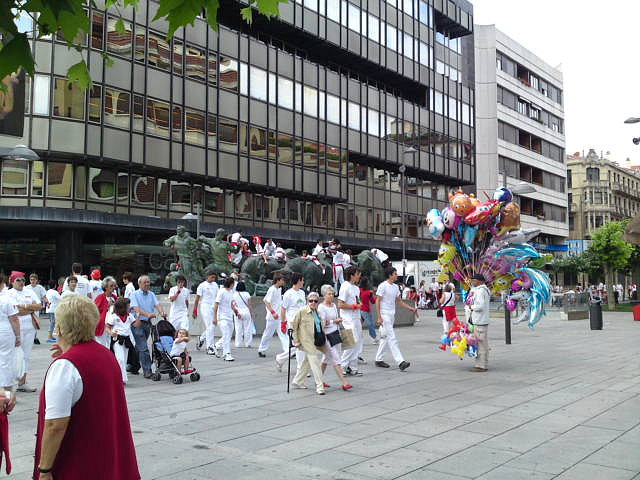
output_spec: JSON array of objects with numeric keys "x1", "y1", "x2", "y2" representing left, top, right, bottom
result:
[{"x1": 0, "y1": 0, "x2": 475, "y2": 281}]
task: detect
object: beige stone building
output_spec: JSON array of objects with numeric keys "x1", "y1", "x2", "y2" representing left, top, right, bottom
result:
[{"x1": 567, "y1": 149, "x2": 640, "y2": 243}]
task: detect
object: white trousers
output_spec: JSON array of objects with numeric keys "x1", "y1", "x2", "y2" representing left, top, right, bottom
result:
[
  {"x1": 333, "y1": 265, "x2": 344, "y2": 291},
  {"x1": 234, "y1": 313, "x2": 253, "y2": 347},
  {"x1": 199, "y1": 303, "x2": 217, "y2": 348},
  {"x1": 292, "y1": 350, "x2": 323, "y2": 391},
  {"x1": 170, "y1": 311, "x2": 189, "y2": 331},
  {"x1": 112, "y1": 341, "x2": 129, "y2": 383},
  {"x1": 96, "y1": 331, "x2": 111, "y2": 349},
  {"x1": 0, "y1": 330, "x2": 16, "y2": 387},
  {"x1": 258, "y1": 315, "x2": 288, "y2": 353},
  {"x1": 218, "y1": 316, "x2": 234, "y2": 355},
  {"x1": 375, "y1": 311, "x2": 404, "y2": 365},
  {"x1": 20, "y1": 324, "x2": 36, "y2": 375},
  {"x1": 341, "y1": 318, "x2": 363, "y2": 371}
]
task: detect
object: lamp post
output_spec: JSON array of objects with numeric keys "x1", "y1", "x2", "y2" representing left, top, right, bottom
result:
[
  {"x1": 0, "y1": 144, "x2": 39, "y2": 161},
  {"x1": 181, "y1": 202, "x2": 201, "y2": 237}
]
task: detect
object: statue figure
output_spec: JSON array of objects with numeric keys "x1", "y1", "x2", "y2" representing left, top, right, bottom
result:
[
  {"x1": 163, "y1": 225, "x2": 205, "y2": 284},
  {"x1": 356, "y1": 250, "x2": 386, "y2": 287},
  {"x1": 276, "y1": 252, "x2": 334, "y2": 292},
  {"x1": 200, "y1": 228, "x2": 235, "y2": 276}
]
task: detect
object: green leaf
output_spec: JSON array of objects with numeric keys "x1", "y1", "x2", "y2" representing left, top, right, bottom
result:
[
  {"x1": 240, "y1": 6, "x2": 253, "y2": 24},
  {"x1": 115, "y1": 17, "x2": 125, "y2": 34},
  {"x1": 0, "y1": 33, "x2": 35, "y2": 84},
  {"x1": 153, "y1": 0, "x2": 203, "y2": 39},
  {"x1": 102, "y1": 52, "x2": 114, "y2": 67},
  {"x1": 66, "y1": 60, "x2": 92, "y2": 89},
  {"x1": 105, "y1": 0, "x2": 118, "y2": 8},
  {"x1": 255, "y1": 0, "x2": 287, "y2": 18},
  {"x1": 203, "y1": 0, "x2": 219, "y2": 31}
]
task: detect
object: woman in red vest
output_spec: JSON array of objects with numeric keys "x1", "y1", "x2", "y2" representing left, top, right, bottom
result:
[
  {"x1": 93, "y1": 276, "x2": 118, "y2": 348},
  {"x1": 33, "y1": 295, "x2": 140, "y2": 480}
]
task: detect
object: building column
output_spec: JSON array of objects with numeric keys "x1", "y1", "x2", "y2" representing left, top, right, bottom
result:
[{"x1": 55, "y1": 229, "x2": 84, "y2": 279}]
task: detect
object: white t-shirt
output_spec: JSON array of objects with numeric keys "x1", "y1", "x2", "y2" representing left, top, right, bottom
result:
[
  {"x1": 333, "y1": 251, "x2": 345, "y2": 266},
  {"x1": 311, "y1": 244, "x2": 324, "y2": 257},
  {"x1": 234, "y1": 291, "x2": 251, "y2": 316},
  {"x1": 371, "y1": 248, "x2": 389, "y2": 263},
  {"x1": 7, "y1": 288, "x2": 38, "y2": 326},
  {"x1": 196, "y1": 280, "x2": 219, "y2": 306},
  {"x1": 0, "y1": 297, "x2": 18, "y2": 334},
  {"x1": 377, "y1": 280, "x2": 400, "y2": 314},
  {"x1": 318, "y1": 302, "x2": 339, "y2": 334},
  {"x1": 124, "y1": 283, "x2": 136, "y2": 299},
  {"x1": 169, "y1": 286, "x2": 190, "y2": 317},
  {"x1": 63, "y1": 275, "x2": 91, "y2": 298},
  {"x1": 170, "y1": 339, "x2": 188, "y2": 357},
  {"x1": 61, "y1": 290, "x2": 80, "y2": 299},
  {"x1": 231, "y1": 232, "x2": 242, "y2": 244},
  {"x1": 275, "y1": 247, "x2": 286, "y2": 261},
  {"x1": 338, "y1": 281, "x2": 360, "y2": 324},
  {"x1": 264, "y1": 284, "x2": 283, "y2": 317},
  {"x1": 44, "y1": 359, "x2": 83, "y2": 420},
  {"x1": 106, "y1": 312, "x2": 136, "y2": 337},
  {"x1": 45, "y1": 289, "x2": 61, "y2": 314},
  {"x1": 255, "y1": 243, "x2": 265, "y2": 255},
  {"x1": 88, "y1": 279, "x2": 103, "y2": 298},
  {"x1": 25, "y1": 284, "x2": 46, "y2": 303},
  {"x1": 215, "y1": 288, "x2": 236, "y2": 319},
  {"x1": 282, "y1": 288, "x2": 306, "y2": 323}
]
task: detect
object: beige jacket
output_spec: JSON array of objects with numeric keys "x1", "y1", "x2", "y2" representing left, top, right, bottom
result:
[{"x1": 291, "y1": 305, "x2": 322, "y2": 353}]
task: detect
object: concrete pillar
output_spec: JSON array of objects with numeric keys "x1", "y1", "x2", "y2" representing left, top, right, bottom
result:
[{"x1": 55, "y1": 229, "x2": 84, "y2": 279}]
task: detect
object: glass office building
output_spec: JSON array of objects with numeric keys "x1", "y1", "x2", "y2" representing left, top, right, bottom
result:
[{"x1": 0, "y1": 0, "x2": 475, "y2": 289}]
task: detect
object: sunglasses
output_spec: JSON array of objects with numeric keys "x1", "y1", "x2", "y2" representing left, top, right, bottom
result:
[
  {"x1": 308, "y1": 299, "x2": 319, "y2": 303},
  {"x1": 14, "y1": 278, "x2": 25, "y2": 282}
]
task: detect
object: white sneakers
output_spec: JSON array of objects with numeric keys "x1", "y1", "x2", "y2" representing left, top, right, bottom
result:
[
  {"x1": 206, "y1": 346, "x2": 217, "y2": 356},
  {"x1": 275, "y1": 359, "x2": 284, "y2": 372},
  {"x1": 17, "y1": 383, "x2": 37, "y2": 392},
  {"x1": 223, "y1": 354, "x2": 235, "y2": 362}
]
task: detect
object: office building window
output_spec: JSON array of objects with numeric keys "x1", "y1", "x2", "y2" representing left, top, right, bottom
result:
[
  {"x1": 106, "y1": 17, "x2": 132, "y2": 56},
  {"x1": 89, "y1": 167, "x2": 115, "y2": 202},
  {"x1": 173, "y1": 41, "x2": 184, "y2": 75},
  {"x1": 148, "y1": 32, "x2": 171, "y2": 71},
  {"x1": 367, "y1": 14, "x2": 379, "y2": 43},
  {"x1": 53, "y1": 77, "x2": 85, "y2": 120},
  {"x1": 91, "y1": 12, "x2": 104, "y2": 49},
  {"x1": 104, "y1": 88, "x2": 130, "y2": 129},
  {"x1": 33, "y1": 74, "x2": 50, "y2": 115},
  {"x1": 220, "y1": 57, "x2": 239, "y2": 91},
  {"x1": 47, "y1": 162, "x2": 73, "y2": 198},
  {"x1": 185, "y1": 109, "x2": 205, "y2": 145},
  {"x1": 185, "y1": 46, "x2": 206, "y2": 81},
  {"x1": 88, "y1": 86, "x2": 102, "y2": 123},
  {"x1": 1, "y1": 160, "x2": 29, "y2": 195},
  {"x1": 249, "y1": 66, "x2": 267, "y2": 101},
  {"x1": 303, "y1": 86, "x2": 318, "y2": 117}
]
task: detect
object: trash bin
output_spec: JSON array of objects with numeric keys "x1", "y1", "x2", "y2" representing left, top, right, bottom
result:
[
  {"x1": 590, "y1": 296, "x2": 603, "y2": 330},
  {"x1": 633, "y1": 305, "x2": 640, "y2": 322}
]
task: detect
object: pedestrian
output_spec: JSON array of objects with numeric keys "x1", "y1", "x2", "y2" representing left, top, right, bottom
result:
[
  {"x1": 60, "y1": 277, "x2": 79, "y2": 299},
  {"x1": 233, "y1": 282, "x2": 253, "y2": 348},
  {"x1": 168, "y1": 275, "x2": 190, "y2": 330},
  {"x1": 469, "y1": 273, "x2": 491, "y2": 373},
  {"x1": 130, "y1": 275, "x2": 167, "y2": 378},
  {"x1": 106, "y1": 297, "x2": 136, "y2": 384},
  {"x1": 359, "y1": 277, "x2": 377, "y2": 344},
  {"x1": 33, "y1": 295, "x2": 140, "y2": 479},
  {"x1": 338, "y1": 266, "x2": 363, "y2": 376},
  {"x1": 0, "y1": 290, "x2": 20, "y2": 410},
  {"x1": 94, "y1": 276, "x2": 118, "y2": 348},
  {"x1": 258, "y1": 273, "x2": 285, "y2": 358},
  {"x1": 62, "y1": 263, "x2": 92, "y2": 298},
  {"x1": 170, "y1": 328, "x2": 192, "y2": 374},
  {"x1": 318, "y1": 285, "x2": 352, "y2": 391},
  {"x1": 193, "y1": 270, "x2": 219, "y2": 356},
  {"x1": 25, "y1": 273, "x2": 46, "y2": 325},
  {"x1": 332, "y1": 247, "x2": 346, "y2": 291},
  {"x1": 214, "y1": 276, "x2": 239, "y2": 362},
  {"x1": 88, "y1": 269, "x2": 104, "y2": 298},
  {"x1": 0, "y1": 272, "x2": 8, "y2": 298},
  {"x1": 45, "y1": 280, "x2": 61, "y2": 344},
  {"x1": 374, "y1": 266, "x2": 414, "y2": 371},
  {"x1": 290, "y1": 292, "x2": 326, "y2": 395},
  {"x1": 275, "y1": 272, "x2": 306, "y2": 372},
  {"x1": 439, "y1": 284, "x2": 458, "y2": 334},
  {"x1": 7, "y1": 271, "x2": 42, "y2": 392},
  {"x1": 122, "y1": 272, "x2": 136, "y2": 299}
]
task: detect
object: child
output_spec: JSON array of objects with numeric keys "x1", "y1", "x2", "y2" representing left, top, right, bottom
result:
[
  {"x1": 233, "y1": 282, "x2": 253, "y2": 348},
  {"x1": 45, "y1": 280, "x2": 61, "y2": 343},
  {"x1": 106, "y1": 297, "x2": 136, "y2": 384},
  {"x1": 168, "y1": 275, "x2": 190, "y2": 330},
  {"x1": 170, "y1": 329, "x2": 192, "y2": 373},
  {"x1": 61, "y1": 276, "x2": 79, "y2": 298}
]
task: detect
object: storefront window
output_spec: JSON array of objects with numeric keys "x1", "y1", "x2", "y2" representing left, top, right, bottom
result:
[
  {"x1": 104, "y1": 88, "x2": 130, "y2": 129},
  {"x1": 89, "y1": 167, "x2": 115, "y2": 202},
  {"x1": 53, "y1": 77, "x2": 85, "y2": 120},
  {"x1": 106, "y1": 17, "x2": 132, "y2": 57},
  {"x1": 235, "y1": 192, "x2": 253, "y2": 218},
  {"x1": 204, "y1": 186, "x2": 224, "y2": 214},
  {"x1": 47, "y1": 162, "x2": 73, "y2": 198},
  {"x1": 1, "y1": 160, "x2": 28, "y2": 195}
]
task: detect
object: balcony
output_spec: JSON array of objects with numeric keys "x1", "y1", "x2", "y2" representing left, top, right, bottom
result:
[
  {"x1": 584, "y1": 179, "x2": 609, "y2": 188},
  {"x1": 611, "y1": 181, "x2": 640, "y2": 199}
]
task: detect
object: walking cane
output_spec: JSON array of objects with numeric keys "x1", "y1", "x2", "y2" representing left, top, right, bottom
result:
[{"x1": 286, "y1": 328, "x2": 293, "y2": 393}]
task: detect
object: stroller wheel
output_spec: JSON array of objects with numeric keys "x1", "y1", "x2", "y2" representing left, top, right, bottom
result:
[
  {"x1": 172, "y1": 375, "x2": 183, "y2": 385},
  {"x1": 151, "y1": 373, "x2": 161, "y2": 381},
  {"x1": 168, "y1": 370, "x2": 177, "y2": 379},
  {"x1": 190, "y1": 372, "x2": 201, "y2": 382}
]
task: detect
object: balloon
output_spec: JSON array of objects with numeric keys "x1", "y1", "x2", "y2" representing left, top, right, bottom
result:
[
  {"x1": 528, "y1": 254, "x2": 553, "y2": 268},
  {"x1": 495, "y1": 244, "x2": 540, "y2": 262},
  {"x1": 463, "y1": 224, "x2": 479, "y2": 252},
  {"x1": 496, "y1": 202, "x2": 521, "y2": 237},
  {"x1": 493, "y1": 187, "x2": 513, "y2": 203},
  {"x1": 449, "y1": 188, "x2": 474, "y2": 217},
  {"x1": 439, "y1": 334, "x2": 451, "y2": 351},
  {"x1": 465, "y1": 200, "x2": 501, "y2": 226},
  {"x1": 437, "y1": 243, "x2": 457, "y2": 267},
  {"x1": 506, "y1": 299, "x2": 517, "y2": 311},
  {"x1": 467, "y1": 344, "x2": 478, "y2": 358},
  {"x1": 465, "y1": 333, "x2": 477, "y2": 346},
  {"x1": 451, "y1": 337, "x2": 468, "y2": 359},
  {"x1": 469, "y1": 194, "x2": 480, "y2": 208},
  {"x1": 501, "y1": 228, "x2": 541, "y2": 244},
  {"x1": 512, "y1": 272, "x2": 533, "y2": 291},
  {"x1": 426, "y1": 208, "x2": 445, "y2": 240},
  {"x1": 441, "y1": 206, "x2": 459, "y2": 229},
  {"x1": 491, "y1": 273, "x2": 515, "y2": 294}
]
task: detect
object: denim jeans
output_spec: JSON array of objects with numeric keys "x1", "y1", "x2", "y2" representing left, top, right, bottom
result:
[
  {"x1": 361, "y1": 311, "x2": 377, "y2": 339},
  {"x1": 131, "y1": 321, "x2": 152, "y2": 374},
  {"x1": 48, "y1": 312, "x2": 56, "y2": 335}
]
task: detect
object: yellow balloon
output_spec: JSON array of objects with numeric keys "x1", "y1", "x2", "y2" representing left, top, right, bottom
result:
[
  {"x1": 491, "y1": 274, "x2": 515, "y2": 295},
  {"x1": 451, "y1": 337, "x2": 468, "y2": 360}
]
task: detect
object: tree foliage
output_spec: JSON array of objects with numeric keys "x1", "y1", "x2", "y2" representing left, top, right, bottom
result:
[{"x1": 1, "y1": 0, "x2": 287, "y2": 90}]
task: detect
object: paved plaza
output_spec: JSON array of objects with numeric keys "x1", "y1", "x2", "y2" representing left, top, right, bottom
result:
[{"x1": 5, "y1": 311, "x2": 640, "y2": 479}]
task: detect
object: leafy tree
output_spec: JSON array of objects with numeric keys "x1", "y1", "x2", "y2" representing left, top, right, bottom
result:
[
  {"x1": 1, "y1": 0, "x2": 286, "y2": 89},
  {"x1": 588, "y1": 220, "x2": 634, "y2": 310}
]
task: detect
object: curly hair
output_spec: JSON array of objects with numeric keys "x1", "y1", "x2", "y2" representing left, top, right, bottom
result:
[{"x1": 56, "y1": 295, "x2": 99, "y2": 345}]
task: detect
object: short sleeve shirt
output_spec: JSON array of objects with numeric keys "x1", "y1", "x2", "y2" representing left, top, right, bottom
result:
[
  {"x1": 170, "y1": 339, "x2": 188, "y2": 357},
  {"x1": 215, "y1": 288, "x2": 236, "y2": 319},
  {"x1": 0, "y1": 297, "x2": 18, "y2": 334},
  {"x1": 377, "y1": 281, "x2": 400, "y2": 314},
  {"x1": 124, "y1": 283, "x2": 135, "y2": 299},
  {"x1": 196, "y1": 281, "x2": 219, "y2": 305},
  {"x1": 44, "y1": 359, "x2": 83, "y2": 420},
  {"x1": 7, "y1": 288, "x2": 38, "y2": 325},
  {"x1": 130, "y1": 289, "x2": 159, "y2": 322},
  {"x1": 264, "y1": 285, "x2": 283, "y2": 314},
  {"x1": 169, "y1": 286, "x2": 190, "y2": 315},
  {"x1": 339, "y1": 281, "x2": 360, "y2": 323},
  {"x1": 106, "y1": 313, "x2": 136, "y2": 337},
  {"x1": 282, "y1": 288, "x2": 306, "y2": 323},
  {"x1": 63, "y1": 276, "x2": 92, "y2": 298}
]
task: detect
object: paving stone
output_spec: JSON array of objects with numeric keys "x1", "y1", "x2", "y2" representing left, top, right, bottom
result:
[
  {"x1": 554, "y1": 462, "x2": 637, "y2": 480},
  {"x1": 426, "y1": 445, "x2": 519, "y2": 477}
]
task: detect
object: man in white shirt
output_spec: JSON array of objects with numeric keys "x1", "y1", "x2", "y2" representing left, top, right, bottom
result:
[
  {"x1": 63, "y1": 263, "x2": 92, "y2": 298},
  {"x1": 275, "y1": 243, "x2": 287, "y2": 262},
  {"x1": 88, "y1": 269, "x2": 104, "y2": 298},
  {"x1": 122, "y1": 272, "x2": 136, "y2": 299},
  {"x1": 7, "y1": 271, "x2": 42, "y2": 392},
  {"x1": 193, "y1": 270, "x2": 219, "y2": 355},
  {"x1": 25, "y1": 273, "x2": 47, "y2": 344},
  {"x1": 253, "y1": 235, "x2": 269, "y2": 263},
  {"x1": 275, "y1": 273, "x2": 306, "y2": 372},
  {"x1": 264, "y1": 239, "x2": 277, "y2": 259},
  {"x1": 615, "y1": 283, "x2": 624, "y2": 303},
  {"x1": 311, "y1": 240, "x2": 324, "y2": 258},
  {"x1": 469, "y1": 274, "x2": 491, "y2": 372},
  {"x1": 370, "y1": 248, "x2": 389, "y2": 266},
  {"x1": 333, "y1": 248, "x2": 346, "y2": 292},
  {"x1": 168, "y1": 275, "x2": 190, "y2": 330},
  {"x1": 374, "y1": 266, "x2": 414, "y2": 371},
  {"x1": 258, "y1": 273, "x2": 285, "y2": 358},
  {"x1": 229, "y1": 230, "x2": 243, "y2": 248},
  {"x1": 339, "y1": 266, "x2": 364, "y2": 376}
]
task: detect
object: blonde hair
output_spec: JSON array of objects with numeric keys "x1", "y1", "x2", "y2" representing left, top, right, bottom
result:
[
  {"x1": 176, "y1": 328, "x2": 189, "y2": 337},
  {"x1": 56, "y1": 295, "x2": 99, "y2": 345}
]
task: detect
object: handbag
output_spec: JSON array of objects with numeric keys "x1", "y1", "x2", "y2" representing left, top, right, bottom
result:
[
  {"x1": 314, "y1": 322, "x2": 326, "y2": 347},
  {"x1": 326, "y1": 330, "x2": 342, "y2": 346},
  {"x1": 340, "y1": 327, "x2": 356, "y2": 349},
  {"x1": 436, "y1": 309, "x2": 443, "y2": 318}
]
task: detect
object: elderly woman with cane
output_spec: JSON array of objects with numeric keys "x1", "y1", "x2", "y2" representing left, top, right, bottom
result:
[
  {"x1": 33, "y1": 295, "x2": 139, "y2": 479},
  {"x1": 290, "y1": 292, "x2": 326, "y2": 395}
]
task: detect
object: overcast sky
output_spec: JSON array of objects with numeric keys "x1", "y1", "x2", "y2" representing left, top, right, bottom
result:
[{"x1": 472, "y1": 0, "x2": 640, "y2": 166}]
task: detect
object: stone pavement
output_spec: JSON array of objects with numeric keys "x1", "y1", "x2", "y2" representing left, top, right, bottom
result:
[{"x1": 5, "y1": 311, "x2": 640, "y2": 479}]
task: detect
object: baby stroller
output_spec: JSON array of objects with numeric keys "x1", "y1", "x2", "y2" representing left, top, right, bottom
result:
[{"x1": 150, "y1": 319, "x2": 201, "y2": 384}]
